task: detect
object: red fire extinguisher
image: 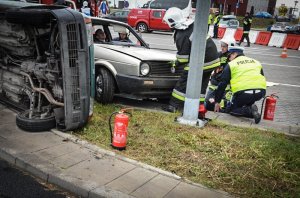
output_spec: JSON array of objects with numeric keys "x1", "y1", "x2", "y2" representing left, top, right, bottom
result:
[
  {"x1": 261, "y1": 94, "x2": 279, "y2": 121},
  {"x1": 198, "y1": 103, "x2": 207, "y2": 119},
  {"x1": 109, "y1": 110, "x2": 131, "y2": 150}
]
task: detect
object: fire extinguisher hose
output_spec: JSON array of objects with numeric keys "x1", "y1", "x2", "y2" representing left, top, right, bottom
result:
[{"x1": 109, "y1": 111, "x2": 119, "y2": 145}]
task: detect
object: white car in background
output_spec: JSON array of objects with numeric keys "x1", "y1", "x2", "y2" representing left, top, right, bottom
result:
[
  {"x1": 219, "y1": 15, "x2": 239, "y2": 29},
  {"x1": 91, "y1": 17, "x2": 179, "y2": 104}
]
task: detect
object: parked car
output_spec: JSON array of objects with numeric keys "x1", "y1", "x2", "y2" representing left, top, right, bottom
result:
[
  {"x1": 91, "y1": 17, "x2": 179, "y2": 103},
  {"x1": 0, "y1": 1, "x2": 91, "y2": 131},
  {"x1": 128, "y1": 8, "x2": 170, "y2": 32},
  {"x1": 270, "y1": 22, "x2": 291, "y2": 33},
  {"x1": 219, "y1": 15, "x2": 239, "y2": 29},
  {"x1": 254, "y1": 11, "x2": 272, "y2": 18},
  {"x1": 103, "y1": 9, "x2": 130, "y2": 23},
  {"x1": 285, "y1": 24, "x2": 300, "y2": 34}
]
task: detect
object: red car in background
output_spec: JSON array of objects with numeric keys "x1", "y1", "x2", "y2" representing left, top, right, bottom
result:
[
  {"x1": 128, "y1": 0, "x2": 196, "y2": 33},
  {"x1": 128, "y1": 8, "x2": 170, "y2": 32}
]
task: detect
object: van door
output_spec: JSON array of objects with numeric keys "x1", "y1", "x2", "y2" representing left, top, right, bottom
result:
[{"x1": 149, "y1": 9, "x2": 169, "y2": 30}]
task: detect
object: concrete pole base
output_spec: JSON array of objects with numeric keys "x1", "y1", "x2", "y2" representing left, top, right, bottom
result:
[{"x1": 175, "y1": 116, "x2": 207, "y2": 128}]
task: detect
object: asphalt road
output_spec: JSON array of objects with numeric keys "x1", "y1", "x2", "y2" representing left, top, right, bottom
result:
[
  {"x1": 135, "y1": 31, "x2": 300, "y2": 125},
  {"x1": 0, "y1": 158, "x2": 77, "y2": 198}
]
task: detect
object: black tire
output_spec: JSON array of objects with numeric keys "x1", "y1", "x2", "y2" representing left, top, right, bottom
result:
[
  {"x1": 137, "y1": 22, "x2": 148, "y2": 33},
  {"x1": 16, "y1": 110, "x2": 56, "y2": 132},
  {"x1": 95, "y1": 68, "x2": 115, "y2": 104}
]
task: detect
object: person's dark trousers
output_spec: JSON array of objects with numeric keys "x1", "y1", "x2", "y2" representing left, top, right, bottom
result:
[
  {"x1": 239, "y1": 33, "x2": 250, "y2": 46},
  {"x1": 213, "y1": 25, "x2": 218, "y2": 38},
  {"x1": 169, "y1": 70, "x2": 188, "y2": 109},
  {"x1": 229, "y1": 89, "x2": 266, "y2": 118},
  {"x1": 169, "y1": 69, "x2": 212, "y2": 109}
]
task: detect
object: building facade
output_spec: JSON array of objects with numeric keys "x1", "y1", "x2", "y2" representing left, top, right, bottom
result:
[{"x1": 212, "y1": 0, "x2": 277, "y2": 16}]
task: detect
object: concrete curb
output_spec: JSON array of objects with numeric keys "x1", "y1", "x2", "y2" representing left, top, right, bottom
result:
[
  {"x1": 0, "y1": 139, "x2": 135, "y2": 198},
  {"x1": 51, "y1": 129, "x2": 181, "y2": 180}
]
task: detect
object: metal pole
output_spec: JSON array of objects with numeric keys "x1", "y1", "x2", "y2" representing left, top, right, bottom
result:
[{"x1": 176, "y1": 0, "x2": 210, "y2": 127}]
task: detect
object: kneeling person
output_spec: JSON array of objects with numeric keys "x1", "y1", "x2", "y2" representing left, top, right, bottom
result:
[{"x1": 214, "y1": 46, "x2": 266, "y2": 124}]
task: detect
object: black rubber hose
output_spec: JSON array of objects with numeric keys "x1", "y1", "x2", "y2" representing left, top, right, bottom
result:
[{"x1": 108, "y1": 112, "x2": 119, "y2": 144}]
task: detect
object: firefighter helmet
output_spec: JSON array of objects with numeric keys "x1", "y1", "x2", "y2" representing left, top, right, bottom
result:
[
  {"x1": 163, "y1": 7, "x2": 193, "y2": 30},
  {"x1": 220, "y1": 38, "x2": 235, "y2": 47}
]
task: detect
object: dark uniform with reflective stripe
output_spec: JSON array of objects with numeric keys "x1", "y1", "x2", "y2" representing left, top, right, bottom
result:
[
  {"x1": 238, "y1": 14, "x2": 252, "y2": 46},
  {"x1": 169, "y1": 23, "x2": 220, "y2": 110},
  {"x1": 205, "y1": 51, "x2": 230, "y2": 110},
  {"x1": 213, "y1": 14, "x2": 221, "y2": 38},
  {"x1": 215, "y1": 55, "x2": 266, "y2": 118}
]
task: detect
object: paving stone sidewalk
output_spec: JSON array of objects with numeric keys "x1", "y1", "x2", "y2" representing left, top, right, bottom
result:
[{"x1": 0, "y1": 105, "x2": 229, "y2": 198}]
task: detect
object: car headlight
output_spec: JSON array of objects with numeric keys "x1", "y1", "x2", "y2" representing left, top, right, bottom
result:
[{"x1": 140, "y1": 62, "x2": 150, "y2": 76}]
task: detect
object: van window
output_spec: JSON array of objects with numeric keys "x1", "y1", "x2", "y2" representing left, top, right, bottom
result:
[
  {"x1": 152, "y1": 10, "x2": 162, "y2": 18},
  {"x1": 149, "y1": 0, "x2": 192, "y2": 10}
]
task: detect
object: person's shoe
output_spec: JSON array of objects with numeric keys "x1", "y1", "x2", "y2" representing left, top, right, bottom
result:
[
  {"x1": 237, "y1": 42, "x2": 241, "y2": 46},
  {"x1": 162, "y1": 105, "x2": 177, "y2": 113},
  {"x1": 251, "y1": 104, "x2": 261, "y2": 124},
  {"x1": 244, "y1": 44, "x2": 250, "y2": 47}
]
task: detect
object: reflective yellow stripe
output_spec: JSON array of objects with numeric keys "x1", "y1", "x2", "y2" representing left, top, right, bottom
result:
[
  {"x1": 209, "y1": 85, "x2": 217, "y2": 90},
  {"x1": 172, "y1": 92, "x2": 185, "y2": 101},
  {"x1": 204, "y1": 60, "x2": 221, "y2": 70},
  {"x1": 172, "y1": 91, "x2": 205, "y2": 102},
  {"x1": 184, "y1": 66, "x2": 189, "y2": 70},
  {"x1": 177, "y1": 58, "x2": 189, "y2": 63}
]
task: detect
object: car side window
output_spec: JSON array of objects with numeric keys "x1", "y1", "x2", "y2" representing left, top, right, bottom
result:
[{"x1": 153, "y1": 11, "x2": 162, "y2": 18}]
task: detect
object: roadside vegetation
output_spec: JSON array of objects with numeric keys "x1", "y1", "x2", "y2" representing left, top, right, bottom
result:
[{"x1": 74, "y1": 103, "x2": 300, "y2": 198}]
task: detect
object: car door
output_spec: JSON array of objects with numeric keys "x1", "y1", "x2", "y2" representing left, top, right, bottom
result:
[{"x1": 149, "y1": 9, "x2": 169, "y2": 30}]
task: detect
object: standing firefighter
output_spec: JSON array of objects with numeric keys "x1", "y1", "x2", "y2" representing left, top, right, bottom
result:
[
  {"x1": 238, "y1": 12, "x2": 252, "y2": 47},
  {"x1": 213, "y1": 10, "x2": 221, "y2": 38},
  {"x1": 214, "y1": 46, "x2": 266, "y2": 124},
  {"x1": 162, "y1": 7, "x2": 220, "y2": 113}
]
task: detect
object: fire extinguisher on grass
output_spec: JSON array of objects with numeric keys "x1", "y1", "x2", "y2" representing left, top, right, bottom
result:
[
  {"x1": 261, "y1": 93, "x2": 279, "y2": 121},
  {"x1": 109, "y1": 109, "x2": 132, "y2": 150}
]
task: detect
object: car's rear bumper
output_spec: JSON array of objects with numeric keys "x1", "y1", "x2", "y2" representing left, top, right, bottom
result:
[{"x1": 116, "y1": 74, "x2": 178, "y2": 98}]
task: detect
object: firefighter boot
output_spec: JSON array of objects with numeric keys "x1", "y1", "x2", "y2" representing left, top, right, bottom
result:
[
  {"x1": 162, "y1": 105, "x2": 177, "y2": 113},
  {"x1": 251, "y1": 104, "x2": 261, "y2": 124}
]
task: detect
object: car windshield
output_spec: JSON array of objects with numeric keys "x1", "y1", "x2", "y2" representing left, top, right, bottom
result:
[{"x1": 92, "y1": 18, "x2": 147, "y2": 47}]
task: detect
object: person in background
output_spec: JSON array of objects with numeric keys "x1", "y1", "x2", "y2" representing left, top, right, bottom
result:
[
  {"x1": 113, "y1": 30, "x2": 132, "y2": 42},
  {"x1": 81, "y1": 1, "x2": 93, "y2": 16},
  {"x1": 162, "y1": 7, "x2": 220, "y2": 113},
  {"x1": 98, "y1": 0, "x2": 109, "y2": 17},
  {"x1": 214, "y1": 46, "x2": 266, "y2": 124},
  {"x1": 205, "y1": 38, "x2": 235, "y2": 111},
  {"x1": 213, "y1": 10, "x2": 221, "y2": 38},
  {"x1": 208, "y1": 9, "x2": 213, "y2": 32},
  {"x1": 237, "y1": 12, "x2": 252, "y2": 47},
  {"x1": 94, "y1": 29, "x2": 107, "y2": 43}
]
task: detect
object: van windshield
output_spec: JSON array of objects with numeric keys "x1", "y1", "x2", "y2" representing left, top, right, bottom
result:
[{"x1": 148, "y1": 0, "x2": 195, "y2": 10}]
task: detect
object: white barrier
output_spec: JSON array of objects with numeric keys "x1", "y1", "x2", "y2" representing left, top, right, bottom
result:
[
  {"x1": 222, "y1": 28, "x2": 237, "y2": 41},
  {"x1": 249, "y1": 30, "x2": 259, "y2": 43},
  {"x1": 268, "y1": 33, "x2": 287, "y2": 47},
  {"x1": 208, "y1": 25, "x2": 214, "y2": 37}
]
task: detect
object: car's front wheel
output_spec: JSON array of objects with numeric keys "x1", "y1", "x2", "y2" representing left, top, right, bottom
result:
[
  {"x1": 137, "y1": 22, "x2": 148, "y2": 33},
  {"x1": 95, "y1": 68, "x2": 115, "y2": 104}
]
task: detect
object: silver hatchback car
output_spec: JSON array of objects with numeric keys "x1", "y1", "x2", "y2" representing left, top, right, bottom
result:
[{"x1": 91, "y1": 17, "x2": 180, "y2": 104}]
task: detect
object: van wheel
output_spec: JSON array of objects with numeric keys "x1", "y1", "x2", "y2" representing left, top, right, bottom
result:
[
  {"x1": 137, "y1": 22, "x2": 148, "y2": 33},
  {"x1": 16, "y1": 110, "x2": 56, "y2": 132},
  {"x1": 95, "y1": 68, "x2": 115, "y2": 104}
]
